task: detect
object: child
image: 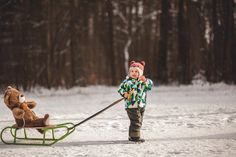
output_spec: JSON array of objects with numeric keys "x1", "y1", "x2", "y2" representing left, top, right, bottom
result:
[{"x1": 118, "y1": 60, "x2": 153, "y2": 142}]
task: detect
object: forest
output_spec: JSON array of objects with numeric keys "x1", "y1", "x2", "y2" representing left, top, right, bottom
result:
[{"x1": 0, "y1": 0, "x2": 235, "y2": 89}]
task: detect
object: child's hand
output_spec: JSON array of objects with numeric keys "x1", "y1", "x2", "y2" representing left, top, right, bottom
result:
[
  {"x1": 139, "y1": 75, "x2": 147, "y2": 82},
  {"x1": 123, "y1": 92, "x2": 129, "y2": 98}
]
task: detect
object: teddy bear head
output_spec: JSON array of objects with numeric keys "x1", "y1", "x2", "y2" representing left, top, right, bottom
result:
[{"x1": 3, "y1": 86, "x2": 26, "y2": 110}]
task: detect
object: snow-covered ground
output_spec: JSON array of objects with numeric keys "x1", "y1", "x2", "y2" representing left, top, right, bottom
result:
[{"x1": 1, "y1": 83, "x2": 236, "y2": 157}]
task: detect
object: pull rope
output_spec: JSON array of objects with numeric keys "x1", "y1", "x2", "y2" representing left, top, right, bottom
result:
[
  {"x1": 69, "y1": 97, "x2": 124, "y2": 130},
  {"x1": 21, "y1": 112, "x2": 26, "y2": 128}
]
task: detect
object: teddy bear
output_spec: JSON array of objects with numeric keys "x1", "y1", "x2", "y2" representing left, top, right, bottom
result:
[{"x1": 3, "y1": 86, "x2": 49, "y2": 132}]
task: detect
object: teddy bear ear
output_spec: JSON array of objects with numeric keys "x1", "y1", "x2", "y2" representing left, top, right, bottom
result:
[
  {"x1": 4, "y1": 91, "x2": 11, "y2": 106},
  {"x1": 7, "y1": 86, "x2": 12, "y2": 90},
  {"x1": 140, "y1": 61, "x2": 145, "y2": 66},
  {"x1": 130, "y1": 60, "x2": 136, "y2": 66}
]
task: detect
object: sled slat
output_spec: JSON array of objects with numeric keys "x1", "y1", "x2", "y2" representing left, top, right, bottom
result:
[{"x1": 12, "y1": 124, "x2": 56, "y2": 129}]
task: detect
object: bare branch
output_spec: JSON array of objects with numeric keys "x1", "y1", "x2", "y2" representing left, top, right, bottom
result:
[
  {"x1": 115, "y1": 26, "x2": 129, "y2": 35},
  {"x1": 136, "y1": 10, "x2": 161, "y2": 30},
  {"x1": 112, "y1": 1, "x2": 128, "y2": 25}
]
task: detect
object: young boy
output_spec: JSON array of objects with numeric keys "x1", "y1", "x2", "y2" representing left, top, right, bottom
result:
[{"x1": 118, "y1": 60, "x2": 153, "y2": 142}]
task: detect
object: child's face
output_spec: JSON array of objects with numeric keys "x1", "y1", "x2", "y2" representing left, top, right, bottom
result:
[{"x1": 129, "y1": 68, "x2": 139, "y2": 79}]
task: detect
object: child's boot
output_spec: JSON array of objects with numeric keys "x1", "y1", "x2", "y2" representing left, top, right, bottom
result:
[{"x1": 128, "y1": 137, "x2": 145, "y2": 143}]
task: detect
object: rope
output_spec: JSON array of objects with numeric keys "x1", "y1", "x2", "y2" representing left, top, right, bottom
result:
[
  {"x1": 69, "y1": 97, "x2": 124, "y2": 130},
  {"x1": 21, "y1": 112, "x2": 25, "y2": 128}
]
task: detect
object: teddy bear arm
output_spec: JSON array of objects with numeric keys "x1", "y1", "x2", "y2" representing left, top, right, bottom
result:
[
  {"x1": 26, "y1": 101, "x2": 36, "y2": 109},
  {"x1": 19, "y1": 103, "x2": 31, "y2": 111},
  {"x1": 24, "y1": 110, "x2": 37, "y2": 121},
  {"x1": 12, "y1": 108, "x2": 25, "y2": 119},
  {"x1": 5, "y1": 103, "x2": 18, "y2": 110}
]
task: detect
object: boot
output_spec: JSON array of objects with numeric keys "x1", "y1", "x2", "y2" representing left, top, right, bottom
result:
[{"x1": 128, "y1": 137, "x2": 145, "y2": 143}]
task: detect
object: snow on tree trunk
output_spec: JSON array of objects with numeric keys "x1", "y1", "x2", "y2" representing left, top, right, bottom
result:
[{"x1": 124, "y1": 37, "x2": 132, "y2": 75}]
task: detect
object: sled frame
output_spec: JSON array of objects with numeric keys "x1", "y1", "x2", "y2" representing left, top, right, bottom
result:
[{"x1": 0, "y1": 122, "x2": 75, "y2": 146}]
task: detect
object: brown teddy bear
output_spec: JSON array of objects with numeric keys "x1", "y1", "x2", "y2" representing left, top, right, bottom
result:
[{"x1": 3, "y1": 86, "x2": 49, "y2": 132}]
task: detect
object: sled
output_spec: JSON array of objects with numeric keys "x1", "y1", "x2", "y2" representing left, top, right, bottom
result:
[
  {"x1": 0, "y1": 122, "x2": 75, "y2": 146},
  {"x1": 1, "y1": 98, "x2": 124, "y2": 146}
]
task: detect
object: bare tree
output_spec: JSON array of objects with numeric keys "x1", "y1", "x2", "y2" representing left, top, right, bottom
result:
[{"x1": 112, "y1": 0, "x2": 160, "y2": 75}]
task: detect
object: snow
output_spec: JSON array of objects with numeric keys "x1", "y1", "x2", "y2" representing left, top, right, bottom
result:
[
  {"x1": 1, "y1": 83, "x2": 236, "y2": 156},
  {"x1": 204, "y1": 17, "x2": 211, "y2": 44}
]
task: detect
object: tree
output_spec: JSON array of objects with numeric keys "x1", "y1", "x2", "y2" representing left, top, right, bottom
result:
[
  {"x1": 112, "y1": 0, "x2": 160, "y2": 76},
  {"x1": 157, "y1": 0, "x2": 169, "y2": 84},
  {"x1": 177, "y1": 0, "x2": 190, "y2": 84}
]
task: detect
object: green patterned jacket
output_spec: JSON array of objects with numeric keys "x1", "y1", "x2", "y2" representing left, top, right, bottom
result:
[{"x1": 118, "y1": 77, "x2": 153, "y2": 109}]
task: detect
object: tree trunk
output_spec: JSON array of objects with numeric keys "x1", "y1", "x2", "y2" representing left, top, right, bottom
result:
[
  {"x1": 107, "y1": 0, "x2": 116, "y2": 85},
  {"x1": 46, "y1": 0, "x2": 53, "y2": 88},
  {"x1": 177, "y1": 0, "x2": 190, "y2": 84},
  {"x1": 158, "y1": 0, "x2": 169, "y2": 83},
  {"x1": 186, "y1": 1, "x2": 207, "y2": 82}
]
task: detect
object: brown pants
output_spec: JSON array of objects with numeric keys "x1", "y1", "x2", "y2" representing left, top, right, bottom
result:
[{"x1": 126, "y1": 108, "x2": 145, "y2": 138}]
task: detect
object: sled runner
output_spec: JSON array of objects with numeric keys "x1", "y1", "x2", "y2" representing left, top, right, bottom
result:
[{"x1": 1, "y1": 98, "x2": 124, "y2": 146}]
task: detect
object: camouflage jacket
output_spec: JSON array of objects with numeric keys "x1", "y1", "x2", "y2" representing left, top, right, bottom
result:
[{"x1": 118, "y1": 77, "x2": 153, "y2": 109}]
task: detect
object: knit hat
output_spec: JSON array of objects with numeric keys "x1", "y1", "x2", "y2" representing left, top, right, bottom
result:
[{"x1": 129, "y1": 61, "x2": 145, "y2": 76}]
